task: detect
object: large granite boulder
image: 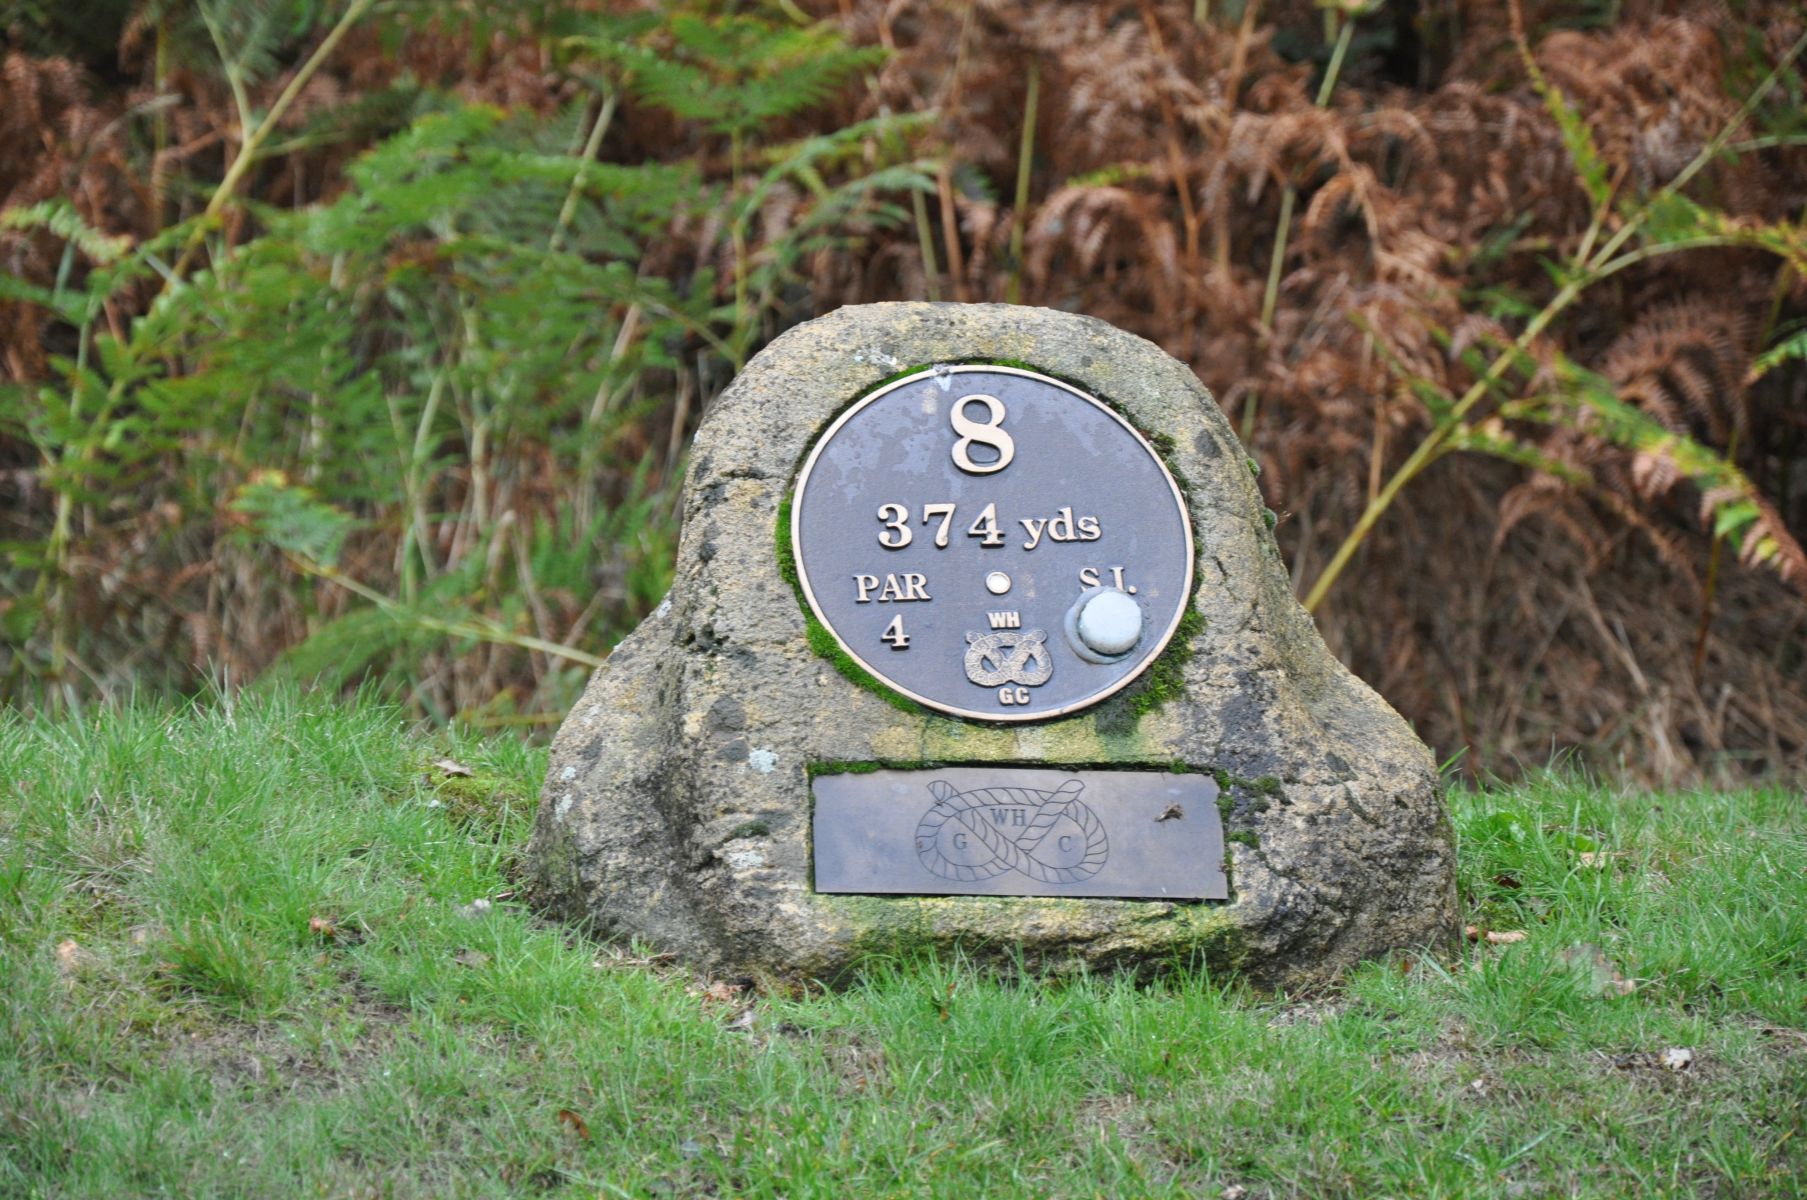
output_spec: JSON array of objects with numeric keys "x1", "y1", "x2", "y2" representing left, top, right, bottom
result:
[{"x1": 527, "y1": 302, "x2": 1458, "y2": 987}]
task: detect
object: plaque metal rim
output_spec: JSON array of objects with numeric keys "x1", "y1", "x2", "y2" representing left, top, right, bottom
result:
[{"x1": 789, "y1": 364, "x2": 1196, "y2": 723}]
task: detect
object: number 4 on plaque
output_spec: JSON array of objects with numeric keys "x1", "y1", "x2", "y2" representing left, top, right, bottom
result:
[{"x1": 881, "y1": 616, "x2": 910, "y2": 650}]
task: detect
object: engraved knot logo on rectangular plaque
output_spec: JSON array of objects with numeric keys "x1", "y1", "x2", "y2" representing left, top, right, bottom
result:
[
  {"x1": 813, "y1": 767, "x2": 1228, "y2": 900},
  {"x1": 915, "y1": 778, "x2": 1108, "y2": 885}
]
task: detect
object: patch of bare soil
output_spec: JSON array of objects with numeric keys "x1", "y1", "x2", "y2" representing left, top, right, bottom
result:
[{"x1": 168, "y1": 980, "x2": 413, "y2": 1096}]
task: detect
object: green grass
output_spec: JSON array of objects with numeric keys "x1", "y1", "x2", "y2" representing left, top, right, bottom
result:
[{"x1": 1, "y1": 692, "x2": 1802, "y2": 1198}]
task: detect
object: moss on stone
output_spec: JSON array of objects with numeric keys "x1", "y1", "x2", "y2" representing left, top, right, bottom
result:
[
  {"x1": 801, "y1": 620, "x2": 925, "y2": 715},
  {"x1": 813, "y1": 759, "x2": 896, "y2": 777},
  {"x1": 1213, "y1": 769, "x2": 1282, "y2": 796},
  {"x1": 725, "y1": 820, "x2": 772, "y2": 840},
  {"x1": 774, "y1": 493, "x2": 800, "y2": 590},
  {"x1": 776, "y1": 493, "x2": 926, "y2": 716},
  {"x1": 821, "y1": 891, "x2": 1246, "y2": 976},
  {"x1": 1212, "y1": 771, "x2": 1285, "y2": 822},
  {"x1": 1126, "y1": 605, "x2": 1204, "y2": 718},
  {"x1": 1225, "y1": 829, "x2": 1260, "y2": 849}
]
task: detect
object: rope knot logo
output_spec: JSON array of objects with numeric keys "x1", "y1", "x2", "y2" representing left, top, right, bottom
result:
[
  {"x1": 963, "y1": 628, "x2": 1053, "y2": 688},
  {"x1": 914, "y1": 779, "x2": 1109, "y2": 884}
]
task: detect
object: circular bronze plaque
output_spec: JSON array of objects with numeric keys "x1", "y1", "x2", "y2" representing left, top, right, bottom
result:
[{"x1": 790, "y1": 365, "x2": 1194, "y2": 722}]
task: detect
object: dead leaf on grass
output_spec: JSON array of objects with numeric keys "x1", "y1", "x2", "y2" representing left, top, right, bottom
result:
[
  {"x1": 1661, "y1": 1047, "x2": 1694, "y2": 1071},
  {"x1": 593, "y1": 947, "x2": 675, "y2": 970},
  {"x1": 1465, "y1": 926, "x2": 1528, "y2": 945},
  {"x1": 1559, "y1": 943, "x2": 1636, "y2": 997},
  {"x1": 55, "y1": 939, "x2": 95, "y2": 980},
  {"x1": 308, "y1": 916, "x2": 337, "y2": 939},
  {"x1": 690, "y1": 979, "x2": 739, "y2": 1005},
  {"x1": 128, "y1": 923, "x2": 163, "y2": 947},
  {"x1": 432, "y1": 758, "x2": 474, "y2": 778},
  {"x1": 556, "y1": 1109, "x2": 591, "y2": 1141},
  {"x1": 453, "y1": 948, "x2": 491, "y2": 969}
]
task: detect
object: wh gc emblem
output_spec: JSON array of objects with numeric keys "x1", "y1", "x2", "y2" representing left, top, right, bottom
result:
[{"x1": 964, "y1": 628, "x2": 1053, "y2": 706}]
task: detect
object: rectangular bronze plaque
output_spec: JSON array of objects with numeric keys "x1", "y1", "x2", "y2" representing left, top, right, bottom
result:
[{"x1": 812, "y1": 767, "x2": 1227, "y2": 900}]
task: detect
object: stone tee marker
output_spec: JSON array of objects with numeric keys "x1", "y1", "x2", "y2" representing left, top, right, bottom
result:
[{"x1": 528, "y1": 303, "x2": 1457, "y2": 987}]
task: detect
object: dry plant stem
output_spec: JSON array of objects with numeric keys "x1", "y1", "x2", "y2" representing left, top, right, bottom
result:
[
  {"x1": 512, "y1": 523, "x2": 556, "y2": 686},
  {"x1": 459, "y1": 305, "x2": 497, "y2": 538},
  {"x1": 411, "y1": 368, "x2": 448, "y2": 584},
  {"x1": 387, "y1": 367, "x2": 447, "y2": 605},
  {"x1": 1694, "y1": 426, "x2": 1740, "y2": 679},
  {"x1": 199, "y1": 6, "x2": 255, "y2": 143},
  {"x1": 42, "y1": 329, "x2": 130, "y2": 705},
  {"x1": 1226, "y1": 1, "x2": 1262, "y2": 110},
  {"x1": 578, "y1": 303, "x2": 643, "y2": 528},
  {"x1": 1262, "y1": 12, "x2": 1355, "y2": 331},
  {"x1": 1302, "y1": 29, "x2": 1807, "y2": 614},
  {"x1": 151, "y1": 18, "x2": 170, "y2": 226},
  {"x1": 912, "y1": 189, "x2": 941, "y2": 300},
  {"x1": 549, "y1": 86, "x2": 618, "y2": 254},
  {"x1": 666, "y1": 369, "x2": 695, "y2": 481},
  {"x1": 1210, "y1": 0, "x2": 1265, "y2": 274},
  {"x1": 1006, "y1": 61, "x2": 1040, "y2": 305},
  {"x1": 1315, "y1": 15, "x2": 1356, "y2": 107},
  {"x1": 935, "y1": 2, "x2": 976, "y2": 302},
  {"x1": 1138, "y1": 3, "x2": 1203, "y2": 266},
  {"x1": 169, "y1": 0, "x2": 378, "y2": 285},
  {"x1": 1257, "y1": 186, "x2": 1296, "y2": 334},
  {"x1": 730, "y1": 130, "x2": 749, "y2": 330},
  {"x1": 294, "y1": 557, "x2": 605, "y2": 669},
  {"x1": 1249, "y1": 12, "x2": 1354, "y2": 445},
  {"x1": 1366, "y1": 372, "x2": 1387, "y2": 503},
  {"x1": 937, "y1": 165, "x2": 966, "y2": 302}
]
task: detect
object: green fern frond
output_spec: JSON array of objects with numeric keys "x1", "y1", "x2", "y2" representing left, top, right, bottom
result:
[
  {"x1": 1747, "y1": 327, "x2": 1807, "y2": 384},
  {"x1": 609, "y1": 10, "x2": 885, "y2": 135},
  {"x1": 1517, "y1": 44, "x2": 1613, "y2": 210},
  {"x1": 0, "y1": 199, "x2": 132, "y2": 265},
  {"x1": 1541, "y1": 356, "x2": 1807, "y2": 590}
]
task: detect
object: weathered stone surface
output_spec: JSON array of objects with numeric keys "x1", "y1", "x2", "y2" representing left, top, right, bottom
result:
[{"x1": 526, "y1": 303, "x2": 1458, "y2": 987}]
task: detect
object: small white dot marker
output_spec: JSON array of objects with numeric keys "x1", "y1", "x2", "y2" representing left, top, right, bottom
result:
[{"x1": 985, "y1": 571, "x2": 1011, "y2": 595}]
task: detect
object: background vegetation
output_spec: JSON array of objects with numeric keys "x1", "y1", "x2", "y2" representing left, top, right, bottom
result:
[{"x1": 2, "y1": 0, "x2": 1805, "y2": 781}]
